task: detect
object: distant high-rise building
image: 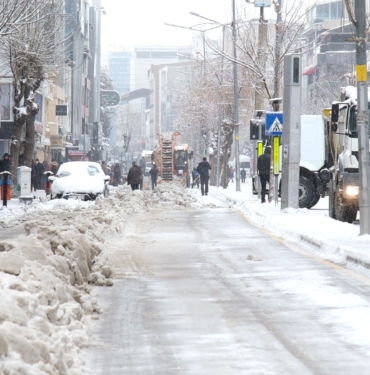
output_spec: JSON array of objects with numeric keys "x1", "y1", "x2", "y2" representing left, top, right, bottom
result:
[
  {"x1": 106, "y1": 50, "x2": 131, "y2": 95},
  {"x1": 131, "y1": 45, "x2": 192, "y2": 90}
]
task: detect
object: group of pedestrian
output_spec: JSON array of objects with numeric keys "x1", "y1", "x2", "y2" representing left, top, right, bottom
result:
[
  {"x1": 31, "y1": 158, "x2": 61, "y2": 191},
  {"x1": 126, "y1": 161, "x2": 159, "y2": 191}
]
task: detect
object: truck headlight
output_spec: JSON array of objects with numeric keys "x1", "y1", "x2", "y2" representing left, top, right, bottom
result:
[{"x1": 346, "y1": 185, "x2": 359, "y2": 196}]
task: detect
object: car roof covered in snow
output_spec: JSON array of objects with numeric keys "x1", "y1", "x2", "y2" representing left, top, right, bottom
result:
[{"x1": 58, "y1": 161, "x2": 103, "y2": 173}]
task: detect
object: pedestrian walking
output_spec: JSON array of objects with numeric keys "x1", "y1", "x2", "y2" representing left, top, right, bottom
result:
[
  {"x1": 149, "y1": 163, "x2": 158, "y2": 190},
  {"x1": 196, "y1": 157, "x2": 211, "y2": 196},
  {"x1": 113, "y1": 163, "x2": 121, "y2": 185},
  {"x1": 228, "y1": 166, "x2": 234, "y2": 183},
  {"x1": 101, "y1": 160, "x2": 108, "y2": 175},
  {"x1": 32, "y1": 159, "x2": 45, "y2": 190},
  {"x1": 241, "y1": 168, "x2": 246, "y2": 183},
  {"x1": 49, "y1": 159, "x2": 59, "y2": 175},
  {"x1": 257, "y1": 146, "x2": 271, "y2": 203},
  {"x1": 127, "y1": 161, "x2": 143, "y2": 191},
  {"x1": 191, "y1": 167, "x2": 199, "y2": 188},
  {"x1": 0, "y1": 153, "x2": 11, "y2": 173}
]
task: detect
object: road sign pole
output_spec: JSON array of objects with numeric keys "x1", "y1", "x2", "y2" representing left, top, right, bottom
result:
[
  {"x1": 273, "y1": 136, "x2": 280, "y2": 205},
  {"x1": 281, "y1": 54, "x2": 301, "y2": 210}
]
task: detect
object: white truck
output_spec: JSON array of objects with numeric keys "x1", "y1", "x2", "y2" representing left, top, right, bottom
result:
[
  {"x1": 253, "y1": 114, "x2": 329, "y2": 209},
  {"x1": 326, "y1": 86, "x2": 366, "y2": 223}
]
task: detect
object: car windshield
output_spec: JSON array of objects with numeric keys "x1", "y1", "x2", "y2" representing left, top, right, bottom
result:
[{"x1": 87, "y1": 165, "x2": 100, "y2": 176}]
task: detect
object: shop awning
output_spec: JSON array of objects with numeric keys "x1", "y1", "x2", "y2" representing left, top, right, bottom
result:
[{"x1": 302, "y1": 64, "x2": 316, "y2": 75}]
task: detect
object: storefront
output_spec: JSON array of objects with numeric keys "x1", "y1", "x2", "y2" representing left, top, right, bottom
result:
[{"x1": 65, "y1": 146, "x2": 89, "y2": 162}]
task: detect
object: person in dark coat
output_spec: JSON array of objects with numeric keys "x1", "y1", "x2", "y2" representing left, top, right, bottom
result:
[
  {"x1": 241, "y1": 168, "x2": 247, "y2": 183},
  {"x1": 196, "y1": 157, "x2": 212, "y2": 196},
  {"x1": 191, "y1": 167, "x2": 199, "y2": 188},
  {"x1": 113, "y1": 163, "x2": 121, "y2": 185},
  {"x1": 149, "y1": 163, "x2": 158, "y2": 190},
  {"x1": 257, "y1": 146, "x2": 271, "y2": 203},
  {"x1": 228, "y1": 165, "x2": 234, "y2": 182},
  {"x1": 32, "y1": 159, "x2": 45, "y2": 190},
  {"x1": 101, "y1": 161, "x2": 108, "y2": 175},
  {"x1": 0, "y1": 153, "x2": 11, "y2": 173},
  {"x1": 127, "y1": 161, "x2": 143, "y2": 191}
]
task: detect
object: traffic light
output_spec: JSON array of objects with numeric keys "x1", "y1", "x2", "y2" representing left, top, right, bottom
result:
[{"x1": 250, "y1": 119, "x2": 266, "y2": 140}]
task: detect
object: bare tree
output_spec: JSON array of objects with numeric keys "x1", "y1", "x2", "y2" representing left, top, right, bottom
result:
[
  {"x1": 203, "y1": 0, "x2": 314, "y2": 109},
  {"x1": 0, "y1": 0, "x2": 53, "y2": 37},
  {"x1": 100, "y1": 67, "x2": 115, "y2": 139},
  {"x1": 170, "y1": 42, "x2": 255, "y2": 187},
  {"x1": 0, "y1": 0, "x2": 71, "y2": 178},
  {"x1": 302, "y1": 61, "x2": 355, "y2": 115},
  {"x1": 115, "y1": 103, "x2": 142, "y2": 152}
]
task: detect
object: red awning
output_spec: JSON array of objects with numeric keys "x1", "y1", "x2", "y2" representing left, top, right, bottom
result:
[{"x1": 302, "y1": 64, "x2": 316, "y2": 75}]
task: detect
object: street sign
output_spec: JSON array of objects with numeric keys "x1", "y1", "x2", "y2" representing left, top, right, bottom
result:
[
  {"x1": 100, "y1": 90, "x2": 121, "y2": 106},
  {"x1": 266, "y1": 112, "x2": 283, "y2": 136},
  {"x1": 254, "y1": 0, "x2": 271, "y2": 6},
  {"x1": 56, "y1": 105, "x2": 68, "y2": 116}
]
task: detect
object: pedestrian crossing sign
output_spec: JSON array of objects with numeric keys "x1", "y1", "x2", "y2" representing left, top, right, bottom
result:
[{"x1": 265, "y1": 112, "x2": 283, "y2": 136}]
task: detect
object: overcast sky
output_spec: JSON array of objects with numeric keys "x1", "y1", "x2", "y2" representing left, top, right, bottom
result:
[{"x1": 101, "y1": 0, "x2": 265, "y2": 51}]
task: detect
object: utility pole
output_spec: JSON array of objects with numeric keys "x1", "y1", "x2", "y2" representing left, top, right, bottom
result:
[
  {"x1": 281, "y1": 54, "x2": 301, "y2": 210},
  {"x1": 216, "y1": 26, "x2": 226, "y2": 188},
  {"x1": 253, "y1": 5, "x2": 267, "y2": 198},
  {"x1": 354, "y1": 0, "x2": 370, "y2": 234},
  {"x1": 269, "y1": 0, "x2": 282, "y2": 203},
  {"x1": 273, "y1": 0, "x2": 282, "y2": 101},
  {"x1": 232, "y1": 0, "x2": 241, "y2": 191}
]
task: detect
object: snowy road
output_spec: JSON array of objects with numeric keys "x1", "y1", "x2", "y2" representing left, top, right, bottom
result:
[{"x1": 86, "y1": 206, "x2": 370, "y2": 375}]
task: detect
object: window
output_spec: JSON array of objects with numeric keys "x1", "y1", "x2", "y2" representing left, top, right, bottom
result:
[
  {"x1": 34, "y1": 93, "x2": 43, "y2": 123},
  {"x1": 0, "y1": 84, "x2": 11, "y2": 120}
]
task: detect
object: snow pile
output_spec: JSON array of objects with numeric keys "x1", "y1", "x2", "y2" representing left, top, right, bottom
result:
[
  {"x1": 149, "y1": 182, "x2": 216, "y2": 209},
  {"x1": 0, "y1": 182, "x2": 209, "y2": 374},
  {"x1": 0, "y1": 189, "x2": 150, "y2": 375}
]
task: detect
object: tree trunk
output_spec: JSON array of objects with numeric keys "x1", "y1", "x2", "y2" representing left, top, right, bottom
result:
[
  {"x1": 9, "y1": 121, "x2": 23, "y2": 186},
  {"x1": 209, "y1": 155, "x2": 217, "y2": 186},
  {"x1": 24, "y1": 115, "x2": 36, "y2": 166}
]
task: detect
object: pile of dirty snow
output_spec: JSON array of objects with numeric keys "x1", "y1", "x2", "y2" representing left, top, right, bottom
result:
[
  {"x1": 0, "y1": 182, "x2": 209, "y2": 374},
  {"x1": 0, "y1": 188, "x2": 149, "y2": 375},
  {"x1": 148, "y1": 182, "x2": 216, "y2": 209}
]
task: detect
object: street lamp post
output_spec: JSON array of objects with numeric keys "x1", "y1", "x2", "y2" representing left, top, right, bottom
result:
[
  {"x1": 190, "y1": 5, "x2": 241, "y2": 192},
  {"x1": 231, "y1": 0, "x2": 240, "y2": 191}
]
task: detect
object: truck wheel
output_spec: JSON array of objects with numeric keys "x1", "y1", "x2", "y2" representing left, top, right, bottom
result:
[
  {"x1": 335, "y1": 193, "x2": 357, "y2": 223},
  {"x1": 307, "y1": 192, "x2": 320, "y2": 209},
  {"x1": 299, "y1": 176, "x2": 314, "y2": 209}
]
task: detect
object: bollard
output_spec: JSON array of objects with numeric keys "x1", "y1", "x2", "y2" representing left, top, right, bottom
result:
[{"x1": 0, "y1": 171, "x2": 11, "y2": 207}]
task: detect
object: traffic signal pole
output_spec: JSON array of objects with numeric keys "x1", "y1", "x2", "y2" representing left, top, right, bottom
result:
[
  {"x1": 354, "y1": 0, "x2": 370, "y2": 234},
  {"x1": 232, "y1": 0, "x2": 241, "y2": 192}
]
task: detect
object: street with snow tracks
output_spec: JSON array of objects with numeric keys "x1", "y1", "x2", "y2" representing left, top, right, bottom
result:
[{"x1": 86, "y1": 201, "x2": 370, "y2": 375}]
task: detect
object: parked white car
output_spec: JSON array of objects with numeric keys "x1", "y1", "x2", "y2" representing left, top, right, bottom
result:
[{"x1": 49, "y1": 161, "x2": 110, "y2": 200}]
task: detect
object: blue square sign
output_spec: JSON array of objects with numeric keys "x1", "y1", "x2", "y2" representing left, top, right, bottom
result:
[{"x1": 266, "y1": 112, "x2": 283, "y2": 136}]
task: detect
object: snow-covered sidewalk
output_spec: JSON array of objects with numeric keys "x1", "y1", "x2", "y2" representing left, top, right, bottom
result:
[{"x1": 203, "y1": 178, "x2": 370, "y2": 272}]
